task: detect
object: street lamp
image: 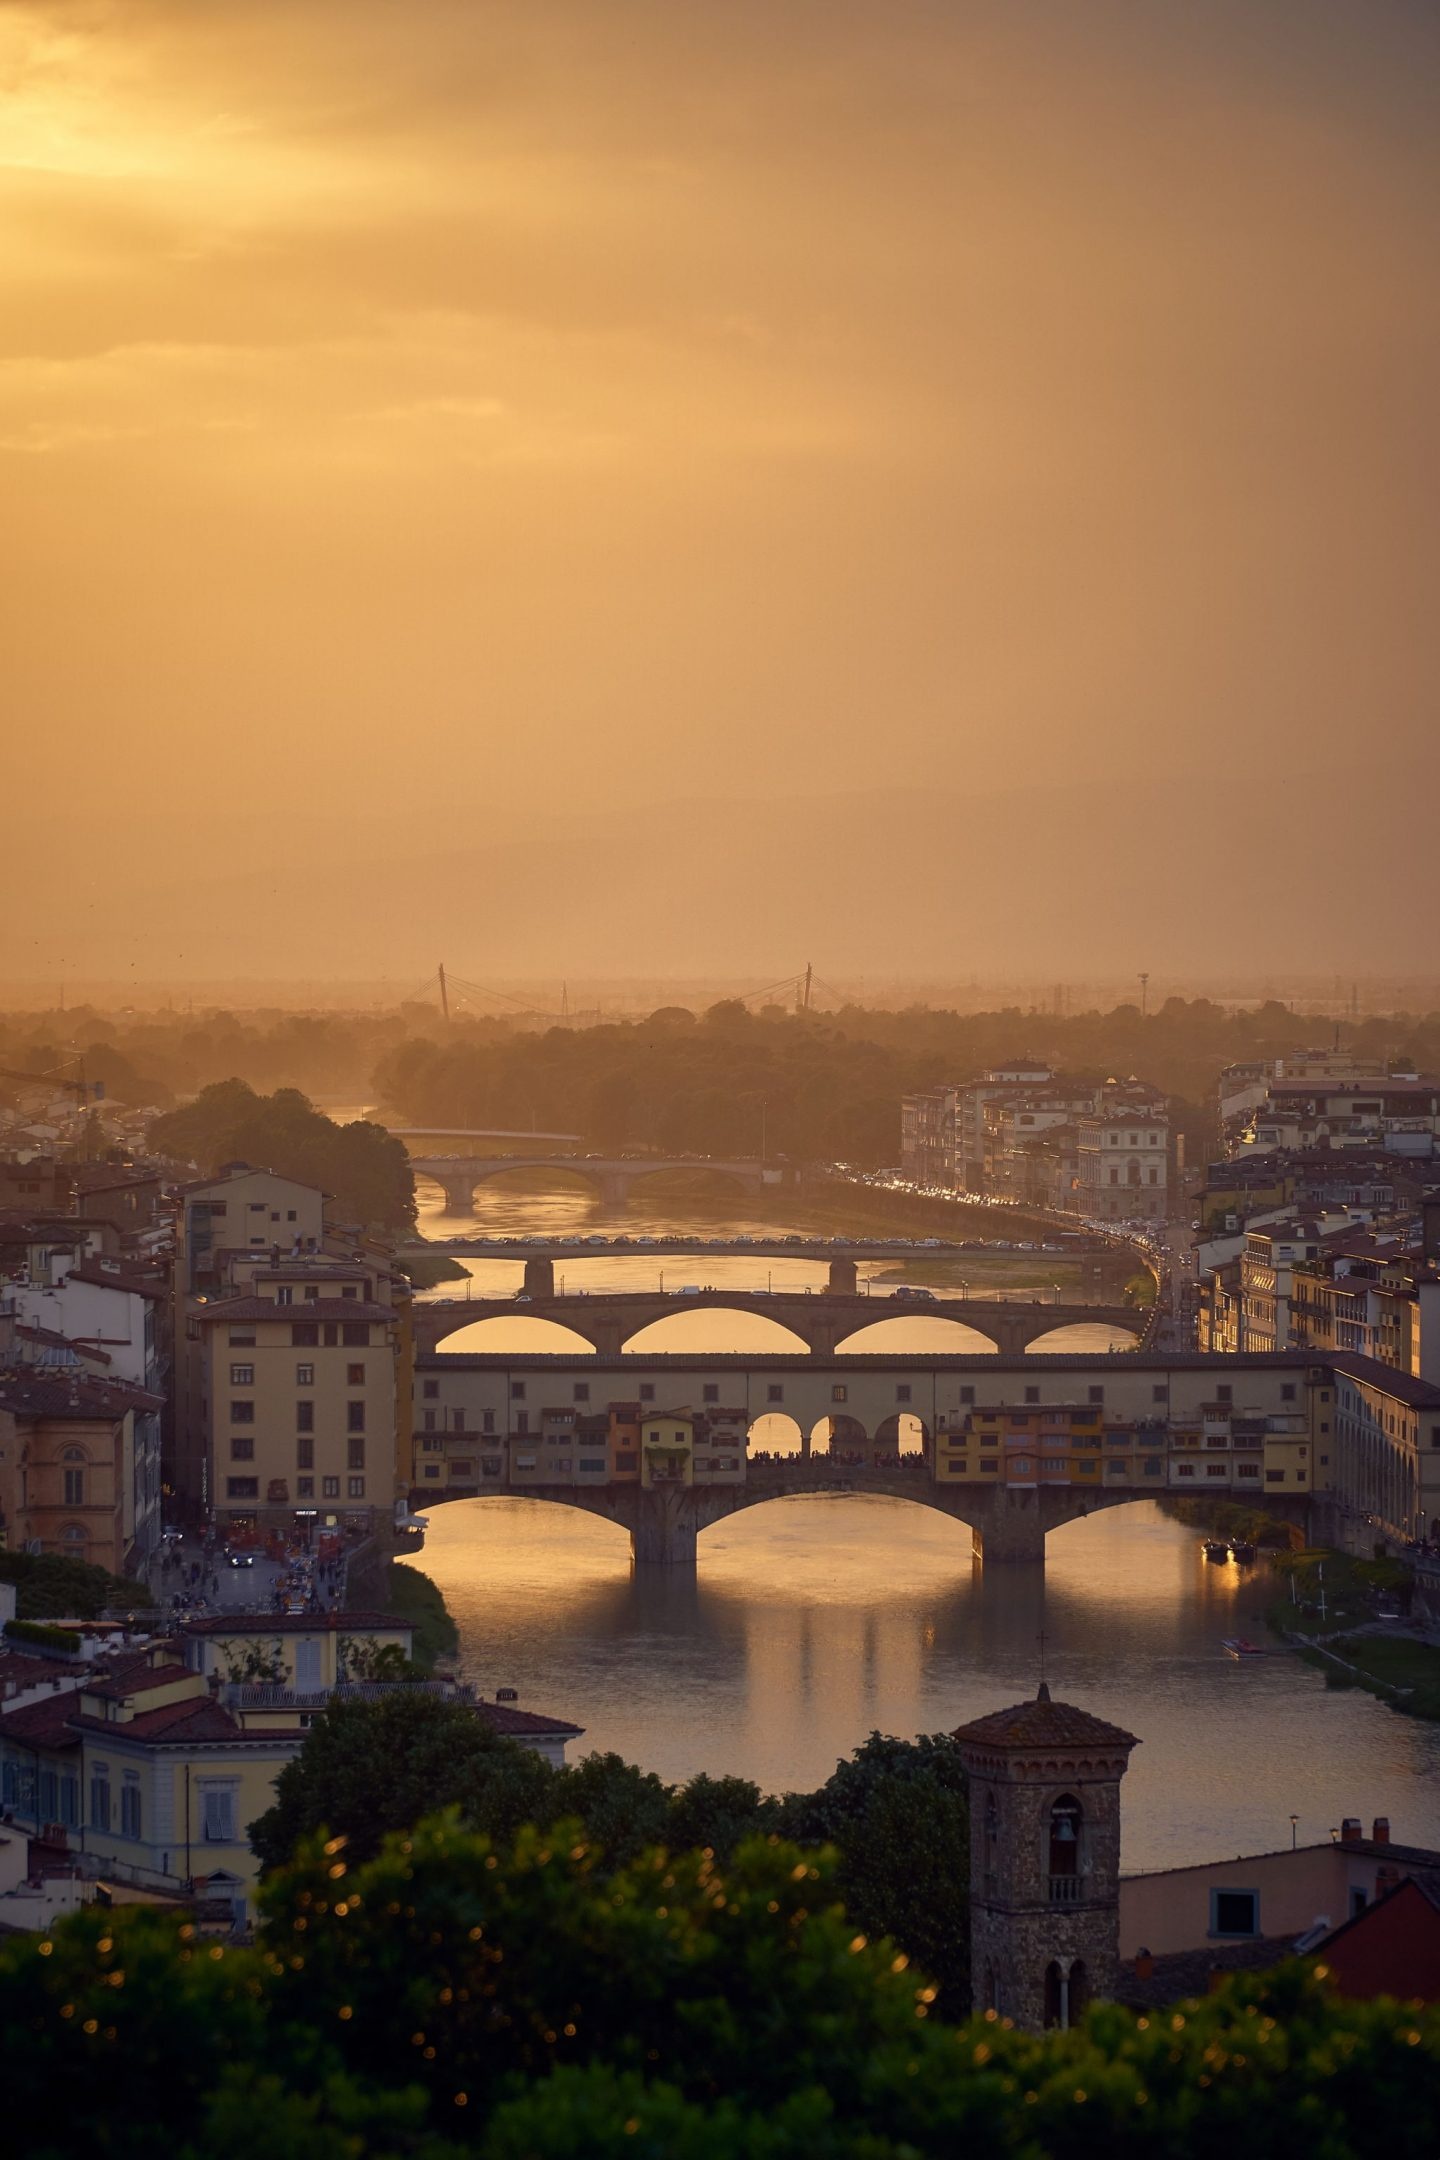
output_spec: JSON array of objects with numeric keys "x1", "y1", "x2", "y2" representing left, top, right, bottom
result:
[{"x1": 1290, "y1": 1814, "x2": 1299, "y2": 1850}]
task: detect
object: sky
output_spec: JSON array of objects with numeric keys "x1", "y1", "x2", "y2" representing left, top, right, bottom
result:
[{"x1": 4, "y1": 0, "x2": 1438, "y2": 984}]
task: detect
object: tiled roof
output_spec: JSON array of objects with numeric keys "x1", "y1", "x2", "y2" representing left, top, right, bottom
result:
[
  {"x1": 1120, "y1": 1935, "x2": 1301, "y2": 2009},
  {"x1": 0, "y1": 1691, "x2": 84, "y2": 1749},
  {"x1": 478, "y1": 1700, "x2": 584, "y2": 1739},
  {"x1": 182, "y1": 1611, "x2": 407, "y2": 1635},
  {"x1": 191, "y1": 1298, "x2": 392, "y2": 1323},
  {"x1": 0, "y1": 1366, "x2": 165, "y2": 1418},
  {"x1": 953, "y1": 1684, "x2": 1139, "y2": 1753},
  {"x1": 0, "y1": 1650, "x2": 78, "y2": 1690},
  {"x1": 67, "y1": 1696, "x2": 291, "y2": 1746},
  {"x1": 84, "y1": 1664, "x2": 195, "y2": 1704},
  {"x1": 65, "y1": 1265, "x2": 168, "y2": 1300}
]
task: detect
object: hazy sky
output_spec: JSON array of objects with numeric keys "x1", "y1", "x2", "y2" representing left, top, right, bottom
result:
[{"x1": 4, "y1": 1, "x2": 1438, "y2": 980}]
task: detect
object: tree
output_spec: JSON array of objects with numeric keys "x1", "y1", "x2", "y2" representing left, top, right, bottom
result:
[
  {"x1": 667, "y1": 1772, "x2": 774, "y2": 1859},
  {"x1": 777, "y1": 1731, "x2": 971, "y2": 2015},
  {"x1": 248, "y1": 1691, "x2": 553, "y2": 1868},
  {"x1": 543, "y1": 1751, "x2": 672, "y2": 1867},
  {"x1": 147, "y1": 1081, "x2": 414, "y2": 1228}
]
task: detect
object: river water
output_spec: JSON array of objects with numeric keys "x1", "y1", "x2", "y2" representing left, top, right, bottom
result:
[{"x1": 406, "y1": 1172, "x2": 1440, "y2": 1872}]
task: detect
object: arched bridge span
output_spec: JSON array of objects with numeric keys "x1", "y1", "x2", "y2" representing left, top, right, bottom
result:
[
  {"x1": 411, "y1": 1288, "x2": 1148, "y2": 1360},
  {"x1": 410, "y1": 1155, "x2": 770, "y2": 1212}
]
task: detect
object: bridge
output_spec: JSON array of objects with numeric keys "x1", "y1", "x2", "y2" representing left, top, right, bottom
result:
[
  {"x1": 411, "y1": 1285, "x2": 1150, "y2": 1358},
  {"x1": 408, "y1": 1154, "x2": 776, "y2": 1212},
  {"x1": 401, "y1": 1234, "x2": 1109, "y2": 1265},
  {"x1": 407, "y1": 1347, "x2": 1325, "y2": 1565}
]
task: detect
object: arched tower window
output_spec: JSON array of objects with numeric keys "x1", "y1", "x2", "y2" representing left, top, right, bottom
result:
[
  {"x1": 1069, "y1": 1959, "x2": 1088, "y2": 2021},
  {"x1": 1048, "y1": 1793, "x2": 1083, "y2": 1886},
  {"x1": 983, "y1": 1788, "x2": 999, "y2": 1871},
  {"x1": 1043, "y1": 1960, "x2": 1064, "y2": 2029}
]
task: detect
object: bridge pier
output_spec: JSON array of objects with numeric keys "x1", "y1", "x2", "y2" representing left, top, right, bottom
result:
[
  {"x1": 827, "y1": 1257, "x2": 858, "y2": 1295},
  {"x1": 523, "y1": 1256, "x2": 556, "y2": 1298},
  {"x1": 440, "y1": 1175, "x2": 476, "y2": 1213},
  {"x1": 631, "y1": 1486, "x2": 700, "y2": 1567},
  {"x1": 970, "y1": 1489, "x2": 1046, "y2": 1565}
]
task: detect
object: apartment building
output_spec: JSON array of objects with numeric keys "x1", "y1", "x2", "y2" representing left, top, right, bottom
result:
[
  {"x1": 1247, "y1": 1076, "x2": 1440, "y2": 1159},
  {"x1": 899, "y1": 1087, "x2": 958, "y2": 1188},
  {"x1": 1074, "y1": 1100, "x2": 1170, "y2": 1222},
  {"x1": 0, "y1": 1364, "x2": 165, "y2": 1577}
]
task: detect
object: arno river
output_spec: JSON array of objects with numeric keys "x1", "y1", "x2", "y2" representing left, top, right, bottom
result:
[{"x1": 405, "y1": 1172, "x2": 1440, "y2": 1874}]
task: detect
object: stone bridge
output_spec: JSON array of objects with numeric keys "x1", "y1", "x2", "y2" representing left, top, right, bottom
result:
[
  {"x1": 411, "y1": 1285, "x2": 1151, "y2": 1359},
  {"x1": 406, "y1": 1467, "x2": 1302, "y2": 1567},
  {"x1": 408, "y1": 1153, "x2": 773, "y2": 1212}
]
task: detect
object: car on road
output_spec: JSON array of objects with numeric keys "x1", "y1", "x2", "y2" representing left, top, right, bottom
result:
[{"x1": 225, "y1": 1550, "x2": 255, "y2": 1569}]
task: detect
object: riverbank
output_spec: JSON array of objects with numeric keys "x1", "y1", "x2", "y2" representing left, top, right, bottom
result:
[
  {"x1": 387, "y1": 1561, "x2": 459, "y2": 1672},
  {"x1": 1259, "y1": 1546, "x2": 1440, "y2": 1721}
]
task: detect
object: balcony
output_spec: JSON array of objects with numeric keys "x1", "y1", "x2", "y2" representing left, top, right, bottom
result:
[{"x1": 1049, "y1": 1874, "x2": 1084, "y2": 1904}]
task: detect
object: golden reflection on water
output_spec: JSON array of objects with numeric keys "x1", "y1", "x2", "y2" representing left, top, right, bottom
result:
[{"x1": 405, "y1": 1177, "x2": 1440, "y2": 1868}]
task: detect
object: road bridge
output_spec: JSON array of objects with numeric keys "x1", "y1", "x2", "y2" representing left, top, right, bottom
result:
[
  {"x1": 411, "y1": 1286, "x2": 1149, "y2": 1358},
  {"x1": 408, "y1": 1348, "x2": 1326, "y2": 1565},
  {"x1": 401, "y1": 1234, "x2": 1108, "y2": 1266},
  {"x1": 408, "y1": 1154, "x2": 776, "y2": 1212}
]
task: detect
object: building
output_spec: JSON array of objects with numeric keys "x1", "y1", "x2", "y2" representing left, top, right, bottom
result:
[
  {"x1": 899, "y1": 1087, "x2": 958, "y2": 1189},
  {"x1": 184, "y1": 1253, "x2": 402, "y2": 1539},
  {"x1": 953, "y1": 1683, "x2": 1138, "y2": 2030},
  {"x1": 1074, "y1": 1098, "x2": 1170, "y2": 1223},
  {"x1": 0, "y1": 1363, "x2": 165, "y2": 1577},
  {"x1": 1245, "y1": 1075, "x2": 1440, "y2": 1159},
  {"x1": 176, "y1": 1165, "x2": 328, "y2": 1295}
]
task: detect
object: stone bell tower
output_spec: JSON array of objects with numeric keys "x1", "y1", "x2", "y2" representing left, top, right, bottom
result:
[{"x1": 953, "y1": 1683, "x2": 1138, "y2": 2031}]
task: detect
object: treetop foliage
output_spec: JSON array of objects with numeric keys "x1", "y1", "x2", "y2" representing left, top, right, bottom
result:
[
  {"x1": 147, "y1": 1081, "x2": 414, "y2": 1229},
  {"x1": 0, "y1": 1814, "x2": 1434, "y2": 2159}
]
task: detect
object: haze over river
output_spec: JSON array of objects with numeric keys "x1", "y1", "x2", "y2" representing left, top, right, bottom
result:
[{"x1": 406, "y1": 1172, "x2": 1440, "y2": 1873}]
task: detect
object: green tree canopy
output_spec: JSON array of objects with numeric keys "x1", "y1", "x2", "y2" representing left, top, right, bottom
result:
[{"x1": 148, "y1": 1080, "x2": 414, "y2": 1228}]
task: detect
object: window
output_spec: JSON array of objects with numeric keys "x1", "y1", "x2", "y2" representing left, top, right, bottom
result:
[
  {"x1": 482, "y1": 1411, "x2": 495, "y2": 1434},
  {"x1": 1152, "y1": 1386, "x2": 1166, "y2": 1403},
  {"x1": 63, "y1": 1467, "x2": 85, "y2": 1506},
  {"x1": 323, "y1": 1325, "x2": 338, "y2": 1346},
  {"x1": 287, "y1": 1209, "x2": 297, "y2": 1222},
  {"x1": 347, "y1": 1476, "x2": 366, "y2": 1499},
  {"x1": 297, "y1": 1436, "x2": 314, "y2": 1469},
  {"x1": 275, "y1": 1285, "x2": 294, "y2": 1306},
  {"x1": 573, "y1": 1383, "x2": 590, "y2": 1403},
  {"x1": 230, "y1": 1436, "x2": 255, "y2": 1461},
  {"x1": 767, "y1": 1385, "x2": 784, "y2": 1403},
  {"x1": 90, "y1": 1773, "x2": 111, "y2": 1833},
  {"x1": 832, "y1": 1384, "x2": 848, "y2": 1404},
  {"x1": 296, "y1": 1401, "x2": 314, "y2": 1433},
  {"x1": 226, "y1": 1477, "x2": 259, "y2": 1499},
  {"x1": 1088, "y1": 1387, "x2": 1104, "y2": 1404},
  {"x1": 1176, "y1": 1464, "x2": 1195, "y2": 1478},
  {"x1": 230, "y1": 1400, "x2": 255, "y2": 1423},
  {"x1": 292, "y1": 1323, "x2": 319, "y2": 1347},
  {"x1": 296, "y1": 1362, "x2": 314, "y2": 1387},
  {"x1": 423, "y1": 1379, "x2": 439, "y2": 1399},
  {"x1": 511, "y1": 1382, "x2": 526, "y2": 1402},
  {"x1": 1266, "y1": 1468, "x2": 1284, "y2": 1483},
  {"x1": 202, "y1": 1788, "x2": 237, "y2": 1843},
  {"x1": 229, "y1": 1329, "x2": 256, "y2": 1347},
  {"x1": 347, "y1": 1362, "x2": 365, "y2": 1385},
  {"x1": 1049, "y1": 1793, "x2": 1082, "y2": 1882},
  {"x1": 120, "y1": 1781, "x2": 142, "y2": 1840},
  {"x1": 1210, "y1": 1888, "x2": 1258, "y2": 1938},
  {"x1": 452, "y1": 1409, "x2": 465, "y2": 1432},
  {"x1": 980, "y1": 1458, "x2": 998, "y2": 1473},
  {"x1": 1217, "y1": 1384, "x2": 1233, "y2": 1403},
  {"x1": 347, "y1": 1437, "x2": 365, "y2": 1470},
  {"x1": 703, "y1": 1385, "x2": 719, "y2": 1403},
  {"x1": 423, "y1": 1463, "x2": 441, "y2": 1479},
  {"x1": 322, "y1": 1476, "x2": 340, "y2": 1499},
  {"x1": 1025, "y1": 1386, "x2": 1040, "y2": 1404},
  {"x1": 1143, "y1": 1456, "x2": 1162, "y2": 1477},
  {"x1": 1206, "y1": 1464, "x2": 1227, "y2": 1478},
  {"x1": 896, "y1": 1385, "x2": 911, "y2": 1404},
  {"x1": 424, "y1": 1410, "x2": 437, "y2": 1431},
  {"x1": 229, "y1": 1363, "x2": 254, "y2": 1386},
  {"x1": 1281, "y1": 1384, "x2": 1296, "y2": 1401},
  {"x1": 960, "y1": 1386, "x2": 975, "y2": 1404},
  {"x1": 341, "y1": 1324, "x2": 370, "y2": 1347},
  {"x1": 639, "y1": 1384, "x2": 655, "y2": 1402},
  {"x1": 578, "y1": 1457, "x2": 606, "y2": 1473},
  {"x1": 347, "y1": 1401, "x2": 366, "y2": 1432}
]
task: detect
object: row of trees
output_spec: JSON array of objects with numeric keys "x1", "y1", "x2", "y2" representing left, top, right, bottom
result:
[
  {"x1": 146, "y1": 1082, "x2": 415, "y2": 1229},
  {"x1": 250, "y1": 1694, "x2": 973, "y2": 2017},
  {"x1": 2, "y1": 1805, "x2": 1434, "y2": 2155}
]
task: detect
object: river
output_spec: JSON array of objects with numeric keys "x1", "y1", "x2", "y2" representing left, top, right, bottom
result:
[{"x1": 405, "y1": 1171, "x2": 1440, "y2": 1872}]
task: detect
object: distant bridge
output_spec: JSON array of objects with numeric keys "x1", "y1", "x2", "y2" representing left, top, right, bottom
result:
[
  {"x1": 409, "y1": 1154, "x2": 777, "y2": 1211},
  {"x1": 400, "y1": 1234, "x2": 1110, "y2": 1266},
  {"x1": 411, "y1": 1286, "x2": 1149, "y2": 1359}
]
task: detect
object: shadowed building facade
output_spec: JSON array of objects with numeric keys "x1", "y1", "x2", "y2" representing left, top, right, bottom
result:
[{"x1": 953, "y1": 1684, "x2": 1138, "y2": 2031}]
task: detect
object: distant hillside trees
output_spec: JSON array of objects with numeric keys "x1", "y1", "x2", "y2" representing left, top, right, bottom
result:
[{"x1": 148, "y1": 1082, "x2": 414, "y2": 1229}]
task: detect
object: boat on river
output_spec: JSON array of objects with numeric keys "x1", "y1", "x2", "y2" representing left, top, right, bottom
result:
[
  {"x1": 1202, "y1": 1539, "x2": 1230, "y2": 1563},
  {"x1": 1229, "y1": 1539, "x2": 1256, "y2": 1563},
  {"x1": 1222, "y1": 1637, "x2": 1266, "y2": 1659}
]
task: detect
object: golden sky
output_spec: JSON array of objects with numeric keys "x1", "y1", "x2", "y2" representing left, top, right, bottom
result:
[{"x1": 4, "y1": 1, "x2": 1438, "y2": 981}]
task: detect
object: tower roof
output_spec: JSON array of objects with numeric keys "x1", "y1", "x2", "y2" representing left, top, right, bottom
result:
[{"x1": 952, "y1": 1681, "x2": 1139, "y2": 1754}]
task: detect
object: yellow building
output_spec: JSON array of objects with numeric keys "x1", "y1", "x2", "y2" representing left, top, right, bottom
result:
[
  {"x1": 641, "y1": 1412, "x2": 694, "y2": 1488},
  {"x1": 0, "y1": 1368, "x2": 164, "y2": 1577},
  {"x1": 188, "y1": 1255, "x2": 402, "y2": 1537}
]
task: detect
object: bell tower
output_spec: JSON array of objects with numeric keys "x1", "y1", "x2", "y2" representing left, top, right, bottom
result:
[{"x1": 953, "y1": 1682, "x2": 1138, "y2": 2031}]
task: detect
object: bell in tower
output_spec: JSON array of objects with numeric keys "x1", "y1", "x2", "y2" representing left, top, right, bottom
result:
[{"x1": 952, "y1": 1681, "x2": 1138, "y2": 2031}]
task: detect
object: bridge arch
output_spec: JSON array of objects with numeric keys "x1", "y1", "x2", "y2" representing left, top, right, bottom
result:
[
  {"x1": 428, "y1": 1314, "x2": 598, "y2": 1356},
  {"x1": 622, "y1": 1163, "x2": 752, "y2": 1198},
  {"x1": 809, "y1": 1413, "x2": 869, "y2": 1454},
  {"x1": 872, "y1": 1412, "x2": 931, "y2": 1457},
  {"x1": 621, "y1": 1307, "x2": 812, "y2": 1356},
  {"x1": 833, "y1": 1313, "x2": 1001, "y2": 1355},
  {"x1": 747, "y1": 1412, "x2": 805, "y2": 1460},
  {"x1": 1023, "y1": 1319, "x2": 1143, "y2": 1353}
]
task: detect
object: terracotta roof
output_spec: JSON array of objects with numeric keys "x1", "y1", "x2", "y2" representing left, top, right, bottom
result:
[
  {"x1": 477, "y1": 1700, "x2": 584, "y2": 1739},
  {"x1": 0, "y1": 1650, "x2": 78, "y2": 1690},
  {"x1": 68, "y1": 1696, "x2": 297, "y2": 1747},
  {"x1": 953, "y1": 1683, "x2": 1139, "y2": 1753},
  {"x1": 64, "y1": 1265, "x2": 168, "y2": 1300},
  {"x1": 0, "y1": 1367, "x2": 165, "y2": 1418},
  {"x1": 181, "y1": 1611, "x2": 407, "y2": 1636},
  {"x1": 1120, "y1": 1934, "x2": 1302, "y2": 2009},
  {"x1": 191, "y1": 1298, "x2": 392, "y2": 1324},
  {"x1": 0, "y1": 1691, "x2": 84, "y2": 1749},
  {"x1": 84, "y1": 1664, "x2": 195, "y2": 1704}
]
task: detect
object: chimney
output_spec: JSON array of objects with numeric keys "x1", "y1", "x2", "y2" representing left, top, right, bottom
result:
[
  {"x1": 1134, "y1": 1948, "x2": 1154, "y2": 1981},
  {"x1": 1340, "y1": 1817, "x2": 1362, "y2": 1843},
  {"x1": 1372, "y1": 1817, "x2": 1390, "y2": 1845}
]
